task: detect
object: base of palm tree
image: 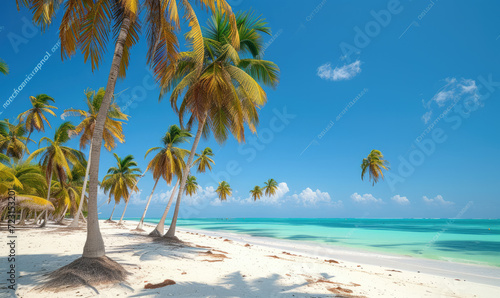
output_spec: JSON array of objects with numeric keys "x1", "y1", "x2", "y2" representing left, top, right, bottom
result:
[
  {"x1": 104, "y1": 219, "x2": 116, "y2": 223},
  {"x1": 148, "y1": 228, "x2": 163, "y2": 237},
  {"x1": 132, "y1": 228, "x2": 145, "y2": 232},
  {"x1": 39, "y1": 256, "x2": 129, "y2": 291}
]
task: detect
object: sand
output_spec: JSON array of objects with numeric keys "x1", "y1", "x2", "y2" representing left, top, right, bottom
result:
[{"x1": 2, "y1": 220, "x2": 500, "y2": 297}]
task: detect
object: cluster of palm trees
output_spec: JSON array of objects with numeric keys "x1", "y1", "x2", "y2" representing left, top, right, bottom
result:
[{"x1": 249, "y1": 178, "x2": 278, "y2": 201}]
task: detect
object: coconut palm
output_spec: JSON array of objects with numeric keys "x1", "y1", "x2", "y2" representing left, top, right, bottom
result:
[
  {"x1": 249, "y1": 186, "x2": 263, "y2": 201},
  {"x1": 216, "y1": 181, "x2": 232, "y2": 201},
  {"x1": 20, "y1": 0, "x2": 238, "y2": 265},
  {"x1": 100, "y1": 154, "x2": 141, "y2": 225},
  {"x1": 27, "y1": 122, "x2": 85, "y2": 227},
  {"x1": 0, "y1": 59, "x2": 8, "y2": 75},
  {"x1": 18, "y1": 94, "x2": 57, "y2": 158},
  {"x1": 63, "y1": 88, "x2": 128, "y2": 228},
  {"x1": 361, "y1": 150, "x2": 390, "y2": 186},
  {"x1": 184, "y1": 176, "x2": 198, "y2": 196},
  {"x1": 52, "y1": 166, "x2": 86, "y2": 220},
  {"x1": 0, "y1": 120, "x2": 33, "y2": 160},
  {"x1": 162, "y1": 10, "x2": 279, "y2": 238},
  {"x1": 264, "y1": 179, "x2": 278, "y2": 196},
  {"x1": 138, "y1": 125, "x2": 191, "y2": 232},
  {"x1": 194, "y1": 147, "x2": 215, "y2": 173}
]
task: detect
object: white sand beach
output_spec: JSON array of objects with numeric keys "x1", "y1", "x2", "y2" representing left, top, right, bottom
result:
[{"x1": 4, "y1": 220, "x2": 500, "y2": 298}]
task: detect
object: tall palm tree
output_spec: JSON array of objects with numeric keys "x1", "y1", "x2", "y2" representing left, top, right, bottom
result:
[
  {"x1": 264, "y1": 179, "x2": 278, "y2": 197},
  {"x1": 162, "y1": 10, "x2": 279, "y2": 238},
  {"x1": 18, "y1": 94, "x2": 57, "y2": 158},
  {"x1": 19, "y1": 0, "x2": 238, "y2": 262},
  {"x1": 63, "y1": 88, "x2": 128, "y2": 228},
  {"x1": 361, "y1": 150, "x2": 390, "y2": 186},
  {"x1": 0, "y1": 59, "x2": 8, "y2": 75},
  {"x1": 216, "y1": 181, "x2": 232, "y2": 201},
  {"x1": 249, "y1": 186, "x2": 263, "y2": 201},
  {"x1": 138, "y1": 125, "x2": 191, "y2": 231},
  {"x1": 100, "y1": 154, "x2": 141, "y2": 225},
  {"x1": 194, "y1": 147, "x2": 215, "y2": 173},
  {"x1": 0, "y1": 120, "x2": 32, "y2": 160},
  {"x1": 27, "y1": 122, "x2": 85, "y2": 227},
  {"x1": 184, "y1": 175, "x2": 198, "y2": 196}
]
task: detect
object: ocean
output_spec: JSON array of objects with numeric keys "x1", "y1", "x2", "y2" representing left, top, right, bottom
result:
[{"x1": 140, "y1": 218, "x2": 500, "y2": 267}]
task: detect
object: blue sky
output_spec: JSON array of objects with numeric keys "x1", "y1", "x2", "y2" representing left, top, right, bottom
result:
[{"x1": 1, "y1": 0, "x2": 499, "y2": 219}]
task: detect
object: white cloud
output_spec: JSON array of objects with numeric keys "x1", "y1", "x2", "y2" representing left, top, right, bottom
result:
[
  {"x1": 350, "y1": 192, "x2": 383, "y2": 204},
  {"x1": 391, "y1": 195, "x2": 410, "y2": 205},
  {"x1": 422, "y1": 195, "x2": 454, "y2": 206},
  {"x1": 421, "y1": 110, "x2": 433, "y2": 124},
  {"x1": 183, "y1": 186, "x2": 218, "y2": 206},
  {"x1": 241, "y1": 182, "x2": 290, "y2": 205},
  {"x1": 129, "y1": 190, "x2": 146, "y2": 205},
  {"x1": 291, "y1": 187, "x2": 334, "y2": 207},
  {"x1": 317, "y1": 60, "x2": 361, "y2": 81}
]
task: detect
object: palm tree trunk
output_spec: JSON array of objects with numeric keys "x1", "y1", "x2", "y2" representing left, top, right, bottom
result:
[
  {"x1": 57, "y1": 204, "x2": 69, "y2": 224},
  {"x1": 136, "y1": 178, "x2": 160, "y2": 230},
  {"x1": 18, "y1": 208, "x2": 26, "y2": 225},
  {"x1": 69, "y1": 142, "x2": 92, "y2": 228},
  {"x1": 21, "y1": 129, "x2": 33, "y2": 161},
  {"x1": 108, "y1": 201, "x2": 117, "y2": 221},
  {"x1": 40, "y1": 170, "x2": 53, "y2": 228},
  {"x1": 150, "y1": 178, "x2": 179, "y2": 237},
  {"x1": 165, "y1": 112, "x2": 207, "y2": 238},
  {"x1": 83, "y1": 15, "x2": 131, "y2": 258},
  {"x1": 118, "y1": 173, "x2": 144, "y2": 226}
]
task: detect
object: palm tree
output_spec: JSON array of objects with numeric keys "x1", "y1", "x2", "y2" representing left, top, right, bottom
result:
[
  {"x1": 194, "y1": 147, "x2": 215, "y2": 173},
  {"x1": 27, "y1": 122, "x2": 85, "y2": 227},
  {"x1": 0, "y1": 120, "x2": 32, "y2": 160},
  {"x1": 361, "y1": 150, "x2": 390, "y2": 186},
  {"x1": 249, "y1": 186, "x2": 263, "y2": 201},
  {"x1": 216, "y1": 181, "x2": 232, "y2": 201},
  {"x1": 0, "y1": 59, "x2": 8, "y2": 75},
  {"x1": 184, "y1": 176, "x2": 198, "y2": 196},
  {"x1": 18, "y1": 94, "x2": 57, "y2": 158},
  {"x1": 63, "y1": 88, "x2": 128, "y2": 228},
  {"x1": 100, "y1": 154, "x2": 141, "y2": 225},
  {"x1": 52, "y1": 166, "x2": 86, "y2": 220},
  {"x1": 162, "y1": 10, "x2": 279, "y2": 238},
  {"x1": 264, "y1": 179, "x2": 278, "y2": 196},
  {"x1": 139, "y1": 125, "x2": 191, "y2": 232}
]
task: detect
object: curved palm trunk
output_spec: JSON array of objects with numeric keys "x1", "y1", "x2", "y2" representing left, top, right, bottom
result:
[
  {"x1": 69, "y1": 142, "x2": 92, "y2": 228},
  {"x1": 40, "y1": 171, "x2": 53, "y2": 228},
  {"x1": 165, "y1": 113, "x2": 207, "y2": 238},
  {"x1": 18, "y1": 208, "x2": 26, "y2": 225},
  {"x1": 21, "y1": 129, "x2": 33, "y2": 160},
  {"x1": 136, "y1": 178, "x2": 160, "y2": 230},
  {"x1": 149, "y1": 178, "x2": 179, "y2": 237},
  {"x1": 57, "y1": 204, "x2": 69, "y2": 224},
  {"x1": 83, "y1": 16, "x2": 131, "y2": 258},
  {"x1": 118, "y1": 173, "x2": 144, "y2": 225},
  {"x1": 107, "y1": 201, "x2": 117, "y2": 221}
]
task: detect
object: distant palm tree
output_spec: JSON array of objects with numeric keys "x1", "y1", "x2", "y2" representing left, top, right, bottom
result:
[
  {"x1": 361, "y1": 150, "x2": 390, "y2": 186},
  {"x1": 27, "y1": 122, "x2": 85, "y2": 227},
  {"x1": 249, "y1": 186, "x2": 263, "y2": 201},
  {"x1": 216, "y1": 181, "x2": 232, "y2": 201},
  {"x1": 137, "y1": 125, "x2": 191, "y2": 231},
  {"x1": 0, "y1": 120, "x2": 32, "y2": 160},
  {"x1": 0, "y1": 59, "x2": 8, "y2": 75},
  {"x1": 63, "y1": 88, "x2": 129, "y2": 228},
  {"x1": 184, "y1": 176, "x2": 198, "y2": 196},
  {"x1": 101, "y1": 154, "x2": 141, "y2": 225},
  {"x1": 18, "y1": 94, "x2": 57, "y2": 158},
  {"x1": 52, "y1": 166, "x2": 85, "y2": 220},
  {"x1": 264, "y1": 179, "x2": 278, "y2": 197},
  {"x1": 194, "y1": 148, "x2": 215, "y2": 173}
]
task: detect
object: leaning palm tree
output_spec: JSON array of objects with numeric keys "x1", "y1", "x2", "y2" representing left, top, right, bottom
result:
[
  {"x1": 100, "y1": 154, "x2": 141, "y2": 226},
  {"x1": 18, "y1": 94, "x2": 57, "y2": 158},
  {"x1": 216, "y1": 181, "x2": 232, "y2": 201},
  {"x1": 63, "y1": 88, "x2": 128, "y2": 228},
  {"x1": 249, "y1": 186, "x2": 263, "y2": 201},
  {"x1": 27, "y1": 122, "x2": 85, "y2": 227},
  {"x1": 0, "y1": 120, "x2": 32, "y2": 160},
  {"x1": 264, "y1": 179, "x2": 278, "y2": 197},
  {"x1": 361, "y1": 149, "x2": 390, "y2": 186},
  {"x1": 184, "y1": 176, "x2": 198, "y2": 196},
  {"x1": 193, "y1": 147, "x2": 215, "y2": 173},
  {"x1": 0, "y1": 59, "x2": 8, "y2": 75},
  {"x1": 138, "y1": 125, "x2": 191, "y2": 232},
  {"x1": 162, "y1": 10, "x2": 279, "y2": 239}
]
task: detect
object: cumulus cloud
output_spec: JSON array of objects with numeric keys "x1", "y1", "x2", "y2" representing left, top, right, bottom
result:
[
  {"x1": 183, "y1": 186, "x2": 219, "y2": 206},
  {"x1": 422, "y1": 195, "x2": 454, "y2": 206},
  {"x1": 241, "y1": 182, "x2": 290, "y2": 205},
  {"x1": 350, "y1": 192, "x2": 383, "y2": 204},
  {"x1": 129, "y1": 190, "x2": 146, "y2": 205},
  {"x1": 391, "y1": 195, "x2": 410, "y2": 205},
  {"x1": 422, "y1": 78, "x2": 479, "y2": 124},
  {"x1": 291, "y1": 187, "x2": 333, "y2": 207},
  {"x1": 317, "y1": 60, "x2": 361, "y2": 81}
]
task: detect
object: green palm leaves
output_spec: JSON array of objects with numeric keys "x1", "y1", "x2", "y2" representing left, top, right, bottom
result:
[
  {"x1": 361, "y1": 150, "x2": 390, "y2": 186},
  {"x1": 18, "y1": 94, "x2": 57, "y2": 135},
  {"x1": 101, "y1": 154, "x2": 141, "y2": 205},
  {"x1": 264, "y1": 178, "x2": 278, "y2": 196},
  {"x1": 184, "y1": 175, "x2": 198, "y2": 196},
  {"x1": 249, "y1": 186, "x2": 263, "y2": 201},
  {"x1": 0, "y1": 59, "x2": 9, "y2": 75},
  {"x1": 216, "y1": 181, "x2": 232, "y2": 201},
  {"x1": 194, "y1": 147, "x2": 215, "y2": 173},
  {"x1": 0, "y1": 120, "x2": 32, "y2": 160}
]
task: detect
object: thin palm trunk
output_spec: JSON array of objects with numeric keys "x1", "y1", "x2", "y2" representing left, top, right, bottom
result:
[
  {"x1": 70, "y1": 142, "x2": 92, "y2": 228},
  {"x1": 83, "y1": 16, "x2": 131, "y2": 258},
  {"x1": 21, "y1": 129, "x2": 33, "y2": 160},
  {"x1": 136, "y1": 177, "x2": 160, "y2": 230},
  {"x1": 108, "y1": 201, "x2": 117, "y2": 221},
  {"x1": 165, "y1": 113, "x2": 207, "y2": 238},
  {"x1": 40, "y1": 170, "x2": 53, "y2": 228},
  {"x1": 18, "y1": 208, "x2": 26, "y2": 225},
  {"x1": 150, "y1": 178, "x2": 179, "y2": 237},
  {"x1": 57, "y1": 204, "x2": 69, "y2": 224},
  {"x1": 118, "y1": 173, "x2": 144, "y2": 225}
]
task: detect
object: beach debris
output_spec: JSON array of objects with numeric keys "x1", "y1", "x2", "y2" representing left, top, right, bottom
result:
[
  {"x1": 182, "y1": 272, "x2": 187, "y2": 275},
  {"x1": 223, "y1": 239, "x2": 232, "y2": 242},
  {"x1": 144, "y1": 279, "x2": 176, "y2": 289},
  {"x1": 325, "y1": 259, "x2": 339, "y2": 264},
  {"x1": 244, "y1": 243, "x2": 251, "y2": 247},
  {"x1": 266, "y1": 255, "x2": 281, "y2": 259},
  {"x1": 199, "y1": 250, "x2": 229, "y2": 261},
  {"x1": 327, "y1": 286, "x2": 353, "y2": 294},
  {"x1": 386, "y1": 269, "x2": 402, "y2": 273},
  {"x1": 282, "y1": 251, "x2": 297, "y2": 256}
]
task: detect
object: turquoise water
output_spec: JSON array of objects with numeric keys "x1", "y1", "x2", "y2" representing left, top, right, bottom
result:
[{"x1": 141, "y1": 218, "x2": 500, "y2": 267}]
